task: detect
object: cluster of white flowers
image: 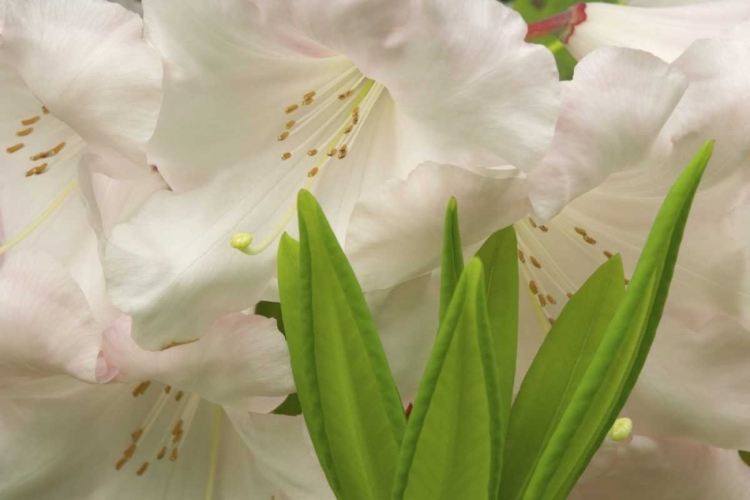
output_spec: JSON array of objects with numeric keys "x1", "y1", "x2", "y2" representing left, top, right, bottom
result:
[{"x1": 0, "y1": 0, "x2": 749, "y2": 498}]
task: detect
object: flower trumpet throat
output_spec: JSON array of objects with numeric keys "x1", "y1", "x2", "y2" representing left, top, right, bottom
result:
[{"x1": 231, "y1": 76, "x2": 383, "y2": 256}]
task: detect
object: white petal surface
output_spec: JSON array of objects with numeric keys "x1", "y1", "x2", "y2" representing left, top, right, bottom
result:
[
  {"x1": 2, "y1": 0, "x2": 161, "y2": 178},
  {"x1": 102, "y1": 313, "x2": 294, "y2": 412},
  {"x1": 568, "y1": 1, "x2": 750, "y2": 63},
  {"x1": 229, "y1": 411, "x2": 335, "y2": 500},
  {"x1": 571, "y1": 435, "x2": 750, "y2": 499},
  {"x1": 250, "y1": 0, "x2": 560, "y2": 171},
  {"x1": 0, "y1": 377, "x2": 275, "y2": 499},
  {"x1": 0, "y1": 252, "x2": 104, "y2": 387},
  {"x1": 529, "y1": 48, "x2": 687, "y2": 221},
  {"x1": 346, "y1": 162, "x2": 530, "y2": 291}
]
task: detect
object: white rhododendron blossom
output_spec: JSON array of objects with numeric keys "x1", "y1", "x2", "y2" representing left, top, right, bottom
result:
[
  {"x1": 563, "y1": 0, "x2": 750, "y2": 62},
  {"x1": 1, "y1": 0, "x2": 750, "y2": 498},
  {"x1": 102, "y1": 0, "x2": 560, "y2": 350}
]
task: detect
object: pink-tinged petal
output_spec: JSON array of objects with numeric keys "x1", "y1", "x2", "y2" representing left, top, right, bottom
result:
[
  {"x1": 568, "y1": 1, "x2": 750, "y2": 63},
  {"x1": 346, "y1": 162, "x2": 530, "y2": 291},
  {"x1": 251, "y1": 0, "x2": 560, "y2": 171},
  {"x1": 228, "y1": 411, "x2": 335, "y2": 500},
  {"x1": 102, "y1": 313, "x2": 294, "y2": 412},
  {"x1": 0, "y1": 252, "x2": 103, "y2": 387},
  {"x1": 528, "y1": 48, "x2": 687, "y2": 221},
  {"x1": 571, "y1": 435, "x2": 750, "y2": 499},
  {"x1": 2, "y1": 0, "x2": 162, "y2": 178}
]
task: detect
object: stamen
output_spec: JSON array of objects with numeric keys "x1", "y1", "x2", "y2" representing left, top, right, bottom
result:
[
  {"x1": 24, "y1": 163, "x2": 48, "y2": 177},
  {"x1": 285, "y1": 120, "x2": 296, "y2": 129},
  {"x1": 175, "y1": 391, "x2": 184, "y2": 402},
  {"x1": 16, "y1": 127, "x2": 33, "y2": 137},
  {"x1": 21, "y1": 116, "x2": 40, "y2": 126},
  {"x1": 303, "y1": 91, "x2": 316, "y2": 101},
  {"x1": 574, "y1": 226, "x2": 587, "y2": 236},
  {"x1": 583, "y1": 235, "x2": 597, "y2": 245},
  {"x1": 170, "y1": 449, "x2": 179, "y2": 462},
  {"x1": 338, "y1": 90, "x2": 354, "y2": 100},
  {"x1": 538, "y1": 294, "x2": 547, "y2": 307},
  {"x1": 548, "y1": 318, "x2": 556, "y2": 325},
  {"x1": 327, "y1": 148, "x2": 337, "y2": 157},
  {"x1": 132, "y1": 381, "x2": 151, "y2": 397},
  {"x1": 566, "y1": 292, "x2": 574, "y2": 299},
  {"x1": 603, "y1": 250, "x2": 613, "y2": 259},
  {"x1": 281, "y1": 152, "x2": 292, "y2": 160},
  {"x1": 307, "y1": 167, "x2": 319, "y2": 177},
  {"x1": 30, "y1": 141, "x2": 66, "y2": 161},
  {"x1": 115, "y1": 457, "x2": 128, "y2": 470},
  {"x1": 529, "y1": 218, "x2": 537, "y2": 228},
  {"x1": 307, "y1": 149, "x2": 318, "y2": 156},
  {"x1": 285, "y1": 104, "x2": 299, "y2": 114},
  {"x1": 164, "y1": 385, "x2": 172, "y2": 394},
  {"x1": 136, "y1": 462, "x2": 149, "y2": 476},
  {"x1": 530, "y1": 256, "x2": 542, "y2": 269},
  {"x1": 529, "y1": 280, "x2": 539, "y2": 294},
  {"x1": 157, "y1": 446, "x2": 167, "y2": 460},
  {"x1": 277, "y1": 132, "x2": 289, "y2": 141},
  {"x1": 539, "y1": 225, "x2": 549, "y2": 233},
  {"x1": 302, "y1": 97, "x2": 314, "y2": 106},
  {"x1": 0, "y1": 179, "x2": 78, "y2": 256},
  {"x1": 42, "y1": 106, "x2": 50, "y2": 114},
  {"x1": 337, "y1": 144, "x2": 348, "y2": 159},
  {"x1": 518, "y1": 249, "x2": 526, "y2": 263},
  {"x1": 546, "y1": 294, "x2": 557, "y2": 305},
  {"x1": 6, "y1": 143, "x2": 24, "y2": 153}
]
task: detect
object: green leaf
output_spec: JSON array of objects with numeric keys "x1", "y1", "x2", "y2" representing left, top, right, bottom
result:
[
  {"x1": 290, "y1": 190, "x2": 405, "y2": 500},
  {"x1": 393, "y1": 258, "x2": 502, "y2": 500},
  {"x1": 499, "y1": 255, "x2": 625, "y2": 500},
  {"x1": 440, "y1": 197, "x2": 464, "y2": 324},
  {"x1": 525, "y1": 140, "x2": 714, "y2": 500},
  {"x1": 474, "y1": 226, "x2": 518, "y2": 426}
]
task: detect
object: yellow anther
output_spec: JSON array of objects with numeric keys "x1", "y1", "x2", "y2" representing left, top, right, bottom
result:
[
  {"x1": 303, "y1": 91, "x2": 316, "y2": 100},
  {"x1": 136, "y1": 462, "x2": 149, "y2": 476},
  {"x1": 285, "y1": 120, "x2": 296, "y2": 129},
  {"x1": 115, "y1": 456, "x2": 128, "y2": 470},
  {"x1": 529, "y1": 280, "x2": 538, "y2": 294},
  {"x1": 566, "y1": 292, "x2": 574, "y2": 299},
  {"x1": 307, "y1": 149, "x2": 318, "y2": 156},
  {"x1": 157, "y1": 446, "x2": 167, "y2": 460},
  {"x1": 609, "y1": 417, "x2": 633, "y2": 442},
  {"x1": 302, "y1": 97, "x2": 314, "y2": 106},
  {"x1": 603, "y1": 250, "x2": 613, "y2": 259},
  {"x1": 574, "y1": 226, "x2": 587, "y2": 236},
  {"x1": 548, "y1": 317, "x2": 556, "y2": 325},
  {"x1": 344, "y1": 124, "x2": 353, "y2": 134},
  {"x1": 285, "y1": 104, "x2": 299, "y2": 114},
  {"x1": 307, "y1": 167, "x2": 319, "y2": 177},
  {"x1": 170, "y1": 448, "x2": 179, "y2": 462},
  {"x1": 16, "y1": 127, "x2": 33, "y2": 137},
  {"x1": 21, "y1": 116, "x2": 40, "y2": 126},
  {"x1": 327, "y1": 148, "x2": 337, "y2": 157},
  {"x1": 584, "y1": 235, "x2": 597, "y2": 245},
  {"x1": 338, "y1": 90, "x2": 353, "y2": 100},
  {"x1": 538, "y1": 293, "x2": 547, "y2": 307},
  {"x1": 175, "y1": 391, "x2": 184, "y2": 402},
  {"x1": 337, "y1": 145, "x2": 348, "y2": 159},
  {"x1": 231, "y1": 233, "x2": 253, "y2": 251},
  {"x1": 131, "y1": 429, "x2": 144, "y2": 442},
  {"x1": 530, "y1": 256, "x2": 542, "y2": 269},
  {"x1": 539, "y1": 225, "x2": 549, "y2": 232},
  {"x1": 546, "y1": 294, "x2": 557, "y2": 305},
  {"x1": 25, "y1": 163, "x2": 48, "y2": 177},
  {"x1": 281, "y1": 152, "x2": 292, "y2": 160},
  {"x1": 518, "y1": 249, "x2": 526, "y2": 263},
  {"x1": 42, "y1": 106, "x2": 50, "y2": 114},
  {"x1": 124, "y1": 443, "x2": 137, "y2": 459},
  {"x1": 6, "y1": 143, "x2": 24, "y2": 153},
  {"x1": 277, "y1": 131, "x2": 289, "y2": 141},
  {"x1": 529, "y1": 217, "x2": 537, "y2": 228}
]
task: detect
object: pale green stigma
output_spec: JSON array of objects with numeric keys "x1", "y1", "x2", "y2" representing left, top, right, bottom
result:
[
  {"x1": 230, "y1": 233, "x2": 253, "y2": 250},
  {"x1": 609, "y1": 417, "x2": 633, "y2": 442}
]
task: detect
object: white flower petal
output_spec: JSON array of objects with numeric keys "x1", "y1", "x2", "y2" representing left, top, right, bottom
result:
[
  {"x1": 0, "y1": 252, "x2": 103, "y2": 387},
  {"x1": 228, "y1": 411, "x2": 335, "y2": 500},
  {"x1": 102, "y1": 313, "x2": 294, "y2": 412},
  {"x1": 346, "y1": 162, "x2": 530, "y2": 291},
  {"x1": 2, "y1": 0, "x2": 161, "y2": 177},
  {"x1": 571, "y1": 435, "x2": 750, "y2": 499},
  {"x1": 568, "y1": 1, "x2": 750, "y2": 63},
  {"x1": 528, "y1": 48, "x2": 687, "y2": 221}
]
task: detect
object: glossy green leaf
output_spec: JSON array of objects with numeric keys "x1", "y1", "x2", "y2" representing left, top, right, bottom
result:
[
  {"x1": 440, "y1": 197, "x2": 464, "y2": 324},
  {"x1": 290, "y1": 190, "x2": 405, "y2": 500},
  {"x1": 474, "y1": 226, "x2": 518, "y2": 426},
  {"x1": 499, "y1": 255, "x2": 625, "y2": 500},
  {"x1": 525, "y1": 141, "x2": 714, "y2": 500},
  {"x1": 393, "y1": 258, "x2": 502, "y2": 500}
]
